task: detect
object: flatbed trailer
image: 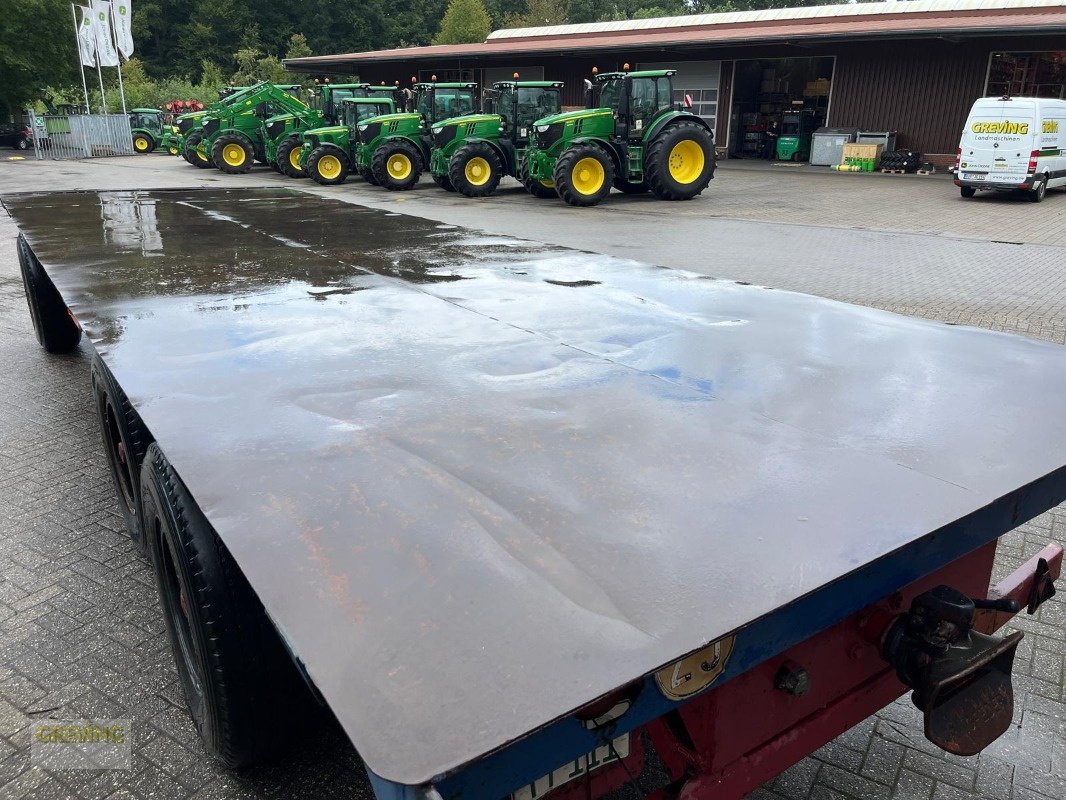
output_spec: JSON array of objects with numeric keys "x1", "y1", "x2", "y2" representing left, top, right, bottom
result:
[{"x1": 4, "y1": 188, "x2": 1064, "y2": 800}]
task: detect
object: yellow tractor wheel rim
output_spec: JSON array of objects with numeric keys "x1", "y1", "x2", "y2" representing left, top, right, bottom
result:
[
  {"x1": 222, "y1": 143, "x2": 246, "y2": 167},
  {"x1": 289, "y1": 147, "x2": 303, "y2": 171},
  {"x1": 168, "y1": 147, "x2": 178, "y2": 155},
  {"x1": 134, "y1": 136, "x2": 149, "y2": 151},
  {"x1": 464, "y1": 156, "x2": 491, "y2": 186},
  {"x1": 195, "y1": 146, "x2": 208, "y2": 162},
  {"x1": 668, "y1": 139, "x2": 705, "y2": 184},
  {"x1": 387, "y1": 153, "x2": 413, "y2": 180},
  {"x1": 539, "y1": 179, "x2": 555, "y2": 189},
  {"x1": 317, "y1": 155, "x2": 342, "y2": 180},
  {"x1": 571, "y1": 157, "x2": 605, "y2": 196}
]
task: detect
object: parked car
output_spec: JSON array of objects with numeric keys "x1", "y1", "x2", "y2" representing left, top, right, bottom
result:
[{"x1": 0, "y1": 123, "x2": 34, "y2": 150}]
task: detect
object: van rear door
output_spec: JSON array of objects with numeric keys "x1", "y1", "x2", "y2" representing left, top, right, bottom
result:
[{"x1": 959, "y1": 99, "x2": 1037, "y2": 185}]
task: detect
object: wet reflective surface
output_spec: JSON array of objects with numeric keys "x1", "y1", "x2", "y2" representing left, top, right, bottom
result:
[{"x1": 6, "y1": 188, "x2": 1066, "y2": 785}]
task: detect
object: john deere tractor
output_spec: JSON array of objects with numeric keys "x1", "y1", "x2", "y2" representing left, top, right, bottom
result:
[
  {"x1": 524, "y1": 68, "x2": 715, "y2": 206},
  {"x1": 300, "y1": 97, "x2": 398, "y2": 185},
  {"x1": 428, "y1": 80, "x2": 563, "y2": 197},
  {"x1": 194, "y1": 83, "x2": 316, "y2": 174},
  {"x1": 129, "y1": 108, "x2": 167, "y2": 154},
  {"x1": 272, "y1": 84, "x2": 398, "y2": 178},
  {"x1": 352, "y1": 81, "x2": 479, "y2": 191},
  {"x1": 180, "y1": 84, "x2": 301, "y2": 170}
]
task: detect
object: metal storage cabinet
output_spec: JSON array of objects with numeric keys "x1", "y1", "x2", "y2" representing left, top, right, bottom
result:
[
  {"x1": 858, "y1": 131, "x2": 898, "y2": 152},
  {"x1": 810, "y1": 128, "x2": 857, "y2": 166}
]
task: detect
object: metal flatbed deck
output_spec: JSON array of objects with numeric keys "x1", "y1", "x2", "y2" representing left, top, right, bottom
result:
[{"x1": 5, "y1": 188, "x2": 1066, "y2": 788}]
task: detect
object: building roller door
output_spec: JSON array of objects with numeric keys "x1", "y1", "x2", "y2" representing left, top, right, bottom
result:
[{"x1": 639, "y1": 60, "x2": 721, "y2": 134}]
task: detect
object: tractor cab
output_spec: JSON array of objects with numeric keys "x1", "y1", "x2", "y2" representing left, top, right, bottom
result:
[
  {"x1": 415, "y1": 83, "x2": 479, "y2": 126},
  {"x1": 129, "y1": 109, "x2": 163, "y2": 135},
  {"x1": 592, "y1": 69, "x2": 678, "y2": 141},
  {"x1": 341, "y1": 98, "x2": 395, "y2": 127},
  {"x1": 493, "y1": 81, "x2": 563, "y2": 144}
]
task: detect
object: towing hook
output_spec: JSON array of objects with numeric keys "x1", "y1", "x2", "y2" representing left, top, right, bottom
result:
[{"x1": 881, "y1": 585, "x2": 1023, "y2": 756}]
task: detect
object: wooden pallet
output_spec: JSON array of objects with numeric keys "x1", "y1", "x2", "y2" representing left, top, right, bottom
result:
[
  {"x1": 879, "y1": 168, "x2": 906, "y2": 174},
  {"x1": 916, "y1": 169, "x2": 936, "y2": 176}
]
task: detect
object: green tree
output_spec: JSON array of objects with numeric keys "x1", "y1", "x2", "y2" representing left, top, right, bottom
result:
[
  {"x1": 0, "y1": 0, "x2": 80, "y2": 118},
  {"x1": 434, "y1": 0, "x2": 492, "y2": 44},
  {"x1": 503, "y1": 0, "x2": 568, "y2": 28}
]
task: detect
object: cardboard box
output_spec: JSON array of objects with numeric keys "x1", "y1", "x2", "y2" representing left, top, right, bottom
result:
[{"x1": 841, "y1": 143, "x2": 883, "y2": 163}]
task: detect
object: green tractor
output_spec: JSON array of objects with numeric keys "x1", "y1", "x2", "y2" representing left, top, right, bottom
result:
[
  {"x1": 129, "y1": 108, "x2": 168, "y2": 154},
  {"x1": 194, "y1": 83, "x2": 315, "y2": 174},
  {"x1": 272, "y1": 84, "x2": 398, "y2": 178},
  {"x1": 352, "y1": 81, "x2": 479, "y2": 191},
  {"x1": 181, "y1": 84, "x2": 301, "y2": 170},
  {"x1": 524, "y1": 68, "x2": 716, "y2": 206},
  {"x1": 299, "y1": 97, "x2": 398, "y2": 185},
  {"x1": 428, "y1": 79, "x2": 563, "y2": 197}
]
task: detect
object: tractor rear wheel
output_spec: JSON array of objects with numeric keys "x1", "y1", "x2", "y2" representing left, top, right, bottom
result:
[
  {"x1": 132, "y1": 133, "x2": 154, "y2": 154},
  {"x1": 307, "y1": 147, "x2": 350, "y2": 186},
  {"x1": 277, "y1": 137, "x2": 305, "y2": 178},
  {"x1": 645, "y1": 122, "x2": 715, "y2": 201},
  {"x1": 553, "y1": 144, "x2": 614, "y2": 207},
  {"x1": 371, "y1": 140, "x2": 422, "y2": 191},
  {"x1": 433, "y1": 173, "x2": 457, "y2": 192},
  {"x1": 212, "y1": 134, "x2": 254, "y2": 175},
  {"x1": 449, "y1": 143, "x2": 503, "y2": 198},
  {"x1": 613, "y1": 178, "x2": 648, "y2": 195},
  {"x1": 184, "y1": 132, "x2": 214, "y2": 169}
]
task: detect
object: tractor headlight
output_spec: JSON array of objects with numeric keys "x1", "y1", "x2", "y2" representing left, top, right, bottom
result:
[
  {"x1": 357, "y1": 124, "x2": 369, "y2": 132},
  {"x1": 431, "y1": 126, "x2": 442, "y2": 135},
  {"x1": 535, "y1": 124, "x2": 550, "y2": 133}
]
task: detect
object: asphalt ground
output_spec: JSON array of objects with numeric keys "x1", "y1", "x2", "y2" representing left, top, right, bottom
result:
[{"x1": 0, "y1": 153, "x2": 1064, "y2": 800}]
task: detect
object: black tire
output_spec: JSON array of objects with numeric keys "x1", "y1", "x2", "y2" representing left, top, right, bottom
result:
[
  {"x1": 553, "y1": 144, "x2": 614, "y2": 207},
  {"x1": 433, "y1": 172, "x2": 457, "y2": 192},
  {"x1": 140, "y1": 443, "x2": 312, "y2": 768},
  {"x1": 132, "y1": 132, "x2": 154, "y2": 154},
  {"x1": 448, "y1": 142, "x2": 503, "y2": 198},
  {"x1": 371, "y1": 139, "x2": 422, "y2": 191},
  {"x1": 276, "y1": 137, "x2": 306, "y2": 178},
  {"x1": 307, "y1": 146, "x2": 350, "y2": 186},
  {"x1": 613, "y1": 177, "x2": 648, "y2": 195},
  {"x1": 16, "y1": 233, "x2": 81, "y2": 353},
  {"x1": 211, "y1": 134, "x2": 253, "y2": 175},
  {"x1": 645, "y1": 121, "x2": 715, "y2": 201},
  {"x1": 1028, "y1": 175, "x2": 1047, "y2": 203},
  {"x1": 960, "y1": 186, "x2": 977, "y2": 198},
  {"x1": 16, "y1": 137, "x2": 30, "y2": 151},
  {"x1": 91, "y1": 355, "x2": 152, "y2": 554},
  {"x1": 359, "y1": 165, "x2": 380, "y2": 186},
  {"x1": 185, "y1": 132, "x2": 214, "y2": 169}
]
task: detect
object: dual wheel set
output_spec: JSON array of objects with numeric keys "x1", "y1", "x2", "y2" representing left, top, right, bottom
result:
[{"x1": 16, "y1": 235, "x2": 311, "y2": 768}]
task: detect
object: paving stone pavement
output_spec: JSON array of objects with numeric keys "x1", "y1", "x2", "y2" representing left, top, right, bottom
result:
[{"x1": 0, "y1": 157, "x2": 1063, "y2": 800}]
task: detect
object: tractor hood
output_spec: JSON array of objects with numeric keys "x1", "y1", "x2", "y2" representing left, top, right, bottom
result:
[
  {"x1": 433, "y1": 114, "x2": 500, "y2": 130},
  {"x1": 359, "y1": 112, "x2": 420, "y2": 126},
  {"x1": 265, "y1": 113, "x2": 297, "y2": 125},
  {"x1": 305, "y1": 125, "x2": 346, "y2": 138},
  {"x1": 533, "y1": 107, "x2": 611, "y2": 127}
]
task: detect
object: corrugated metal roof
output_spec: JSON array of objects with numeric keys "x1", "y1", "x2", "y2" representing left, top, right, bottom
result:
[
  {"x1": 283, "y1": 1, "x2": 1066, "y2": 70},
  {"x1": 488, "y1": 0, "x2": 1064, "y2": 40}
]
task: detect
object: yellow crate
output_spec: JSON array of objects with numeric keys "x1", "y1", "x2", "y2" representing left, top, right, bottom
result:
[{"x1": 841, "y1": 143, "x2": 883, "y2": 163}]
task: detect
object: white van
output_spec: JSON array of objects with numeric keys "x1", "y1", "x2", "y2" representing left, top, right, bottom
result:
[{"x1": 955, "y1": 96, "x2": 1066, "y2": 202}]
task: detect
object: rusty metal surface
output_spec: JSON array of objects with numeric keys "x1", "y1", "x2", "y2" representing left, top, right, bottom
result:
[{"x1": 6, "y1": 188, "x2": 1066, "y2": 785}]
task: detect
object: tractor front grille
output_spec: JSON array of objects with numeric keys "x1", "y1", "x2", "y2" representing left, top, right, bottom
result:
[
  {"x1": 201, "y1": 119, "x2": 220, "y2": 137},
  {"x1": 266, "y1": 120, "x2": 285, "y2": 138},
  {"x1": 177, "y1": 118, "x2": 196, "y2": 134},
  {"x1": 433, "y1": 125, "x2": 458, "y2": 149},
  {"x1": 357, "y1": 122, "x2": 382, "y2": 143},
  {"x1": 535, "y1": 123, "x2": 564, "y2": 149}
]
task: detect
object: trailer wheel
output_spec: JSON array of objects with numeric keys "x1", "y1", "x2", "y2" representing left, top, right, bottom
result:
[
  {"x1": 277, "y1": 137, "x2": 306, "y2": 178},
  {"x1": 449, "y1": 143, "x2": 503, "y2": 198},
  {"x1": 141, "y1": 444, "x2": 311, "y2": 768},
  {"x1": 132, "y1": 133, "x2": 154, "y2": 154},
  {"x1": 553, "y1": 144, "x2": 614, "y2": 207},
  {"x1": 1028, "y1": 175, "x2": 1047, "y2": 203},
  {"x1": 613, "y1": 177, "x2": 648, "y2": 195},
  {"x1": 212, "y1": 134, "x2": 254, "y2": 175},
  {"x1": 371, "y1": 140, "x2": 422, "y2": 191},
  {"x1": 184, "y1": 133, "x2": 214, "y2": 169},
  {"x1": 645, "y1": 122, "x2": 715, "y2": 201},
  {"x1": 433, "y1": 172, "x2": 456, "y2": 192},
  {"x1": 16, "y1": 233, "x2": 81, "y2": 353},
  {"x1": 307, "y1": 146, "x2": 350, "y2": 186},
  {"x1": 960, "y1": 186, "x2": 976, "y2": 199},
  {"x1": 91, "y1": 355, "x2": 152, "y2": 553}
]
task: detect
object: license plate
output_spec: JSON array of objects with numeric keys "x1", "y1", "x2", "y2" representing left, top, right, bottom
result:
[
  {"x1": 512, "y1": 735, "x2": 630, "y2": 800},
  {"x1": 962, "y1": 172, "x2": 986, "y2": 181}
]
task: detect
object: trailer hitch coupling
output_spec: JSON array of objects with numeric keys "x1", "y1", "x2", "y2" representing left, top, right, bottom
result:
[{"x1": 881, "y1": 585, "x2": 1023, "y2": 756}]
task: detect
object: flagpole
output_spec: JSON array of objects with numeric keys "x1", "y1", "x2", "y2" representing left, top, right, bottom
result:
[
  {"x1": 109, "y1": 2, "x2": 127, "y2": 114},
  {"x1": 71, "y1": 4, "x2": 91, "y2": 113},
  {"x1": 95, "y1": 46, "x2": 108, "y2": 113}
]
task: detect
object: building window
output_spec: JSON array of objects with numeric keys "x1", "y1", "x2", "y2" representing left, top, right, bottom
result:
[{"x1": 987, "y1": 52, "x2": 1066, "y2": 99}]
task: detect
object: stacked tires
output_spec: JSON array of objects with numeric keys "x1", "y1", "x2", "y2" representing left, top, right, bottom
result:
[{"x1": 878, "y1": 149, "x2": 922, "y2": 173}]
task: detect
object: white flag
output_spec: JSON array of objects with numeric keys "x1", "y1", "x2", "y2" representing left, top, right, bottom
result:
[
  {"x1": 91, "y1": 0, "x2": 119, "y2": 66},
  {"x1": 112, "y1": 0, "x2": 134, "y2": 59},
  {"x1": 76, "y1": 6, "x2": 97, "y2": 68}
]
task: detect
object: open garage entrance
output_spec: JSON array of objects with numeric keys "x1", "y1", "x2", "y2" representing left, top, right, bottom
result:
[{"x1": 728, "y1": 57, "x2": 835, "y2": 160}]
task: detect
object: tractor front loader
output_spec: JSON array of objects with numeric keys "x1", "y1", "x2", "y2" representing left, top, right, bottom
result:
[{"x1": 524, "y1": 68, "x2": 716, "y2": 207}]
